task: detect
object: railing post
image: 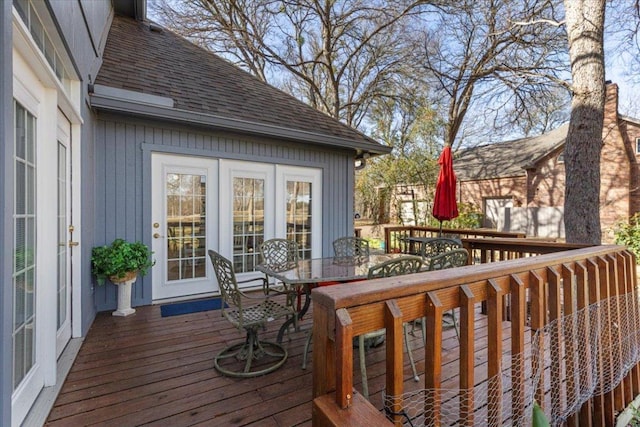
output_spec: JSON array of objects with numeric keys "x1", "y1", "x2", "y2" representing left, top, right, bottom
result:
[
  {"x1": 335, "y1": 308, "x2": 353, "y2": 409},
  {"x1": 313, "y1": 303, "x2": 335, "y2": 399}
]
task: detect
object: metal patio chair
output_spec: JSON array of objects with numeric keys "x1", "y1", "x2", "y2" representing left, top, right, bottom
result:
[
  {"x1": 425, "y1": 248, "x2": 469, "y2": 338},
  {"x1": 259, "y1": 238, "x2": 299, "y2": 296},
  {"x1": 358, "y1": 255, "x2": 425, "y2": 399},
  {"x1": 208, "y1": 249, "x2": 295, "y2": 378},
  {"x1": 419, "y1": 237, "x2": 463, "y2": 259},
  {"x1": 332, "y1": 236, "x2": 370, "y2": 261}
]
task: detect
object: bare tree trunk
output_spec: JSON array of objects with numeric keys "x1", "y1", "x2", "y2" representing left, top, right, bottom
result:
[{"x1": 563, "y1": 0, "x2": 606, "y2": 245}]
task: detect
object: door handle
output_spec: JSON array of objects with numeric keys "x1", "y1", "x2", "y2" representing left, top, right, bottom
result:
[
  {"x1": 153, "y1": 233, "x2": 163, "y2": 239},
  {"x1": 68, "y1": 241, "x2": 79, "y2": 247}
]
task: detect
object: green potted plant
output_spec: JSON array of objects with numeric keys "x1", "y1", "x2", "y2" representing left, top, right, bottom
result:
[{"x1": 91, "y1": 238, "x2": 154, "y2": 316}]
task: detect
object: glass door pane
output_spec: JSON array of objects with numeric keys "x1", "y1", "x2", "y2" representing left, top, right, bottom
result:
[
  {"x1": 286, "y1": 181, "x2": 312, "y2": 260},
  {"x1": 232, "y1": 177, "x2": 264, "y2": 272},
  {"x1": 166, "y1": 173, "x2": 207, "y2": 281},
  {"x1": 57, "y1": 143, "x2": 67, "y2": 329},
  {"x1": 13, "y1": 101, "x2": 37, "y2": 390}
]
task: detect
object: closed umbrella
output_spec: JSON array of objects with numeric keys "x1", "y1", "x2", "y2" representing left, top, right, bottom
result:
[{"x1": 432, "y1": 145, "x2": 459, "y2": 235}]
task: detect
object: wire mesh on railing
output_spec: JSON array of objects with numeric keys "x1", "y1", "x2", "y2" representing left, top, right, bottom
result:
[
  {"x1": 383, "y1": 348, "x2": 535, "y2": 426},
  {"x1": 383, "y1": 292, "x2": 640, "y2": 426}
]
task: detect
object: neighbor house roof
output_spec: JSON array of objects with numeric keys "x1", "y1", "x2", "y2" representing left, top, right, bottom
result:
[
  {"x1": 454, "y1": 123, "x2": 568, "y2": 181},
  {"x1": 92, "y1": 15, "x2": 390, "y2": 157}
]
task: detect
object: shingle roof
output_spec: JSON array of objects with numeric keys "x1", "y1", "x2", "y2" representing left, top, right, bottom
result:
[
  {"x1": 454, "y1": 123, "x2": 568, "y2": 181},
  {"x1": 93, "y1": 15, "x2": 388, "y2": 155}
]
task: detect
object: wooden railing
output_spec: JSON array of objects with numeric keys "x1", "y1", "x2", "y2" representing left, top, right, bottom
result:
[
  {"x1": 310, "y1": 244, "x2": 639, "y2": 426},
  {"x1": 384, "y1": 226, "x2": 526, "y2": 254}
]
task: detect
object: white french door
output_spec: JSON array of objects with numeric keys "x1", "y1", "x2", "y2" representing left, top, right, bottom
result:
[
  {"x1": 275, "y1": 166, "x2": 322, "y2": 260},
  {"x1": 220, "y1": 161, "x2": 322, "y2": 287},
  {"x1": 55, "y1": 111, "x2": 72, "y2": 358},
  {"x1": 151, "y1": 154, "x2": 218, "y2": 300},
  {"x1": 152, "y1": 156, "x2": 322, "y2": 297},
  {"x1": 219, "y1": 160, "x2": 275, "y2": 282}
]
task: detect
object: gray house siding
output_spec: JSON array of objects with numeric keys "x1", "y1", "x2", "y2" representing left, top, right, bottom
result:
[
  {"x1": 93, "y1": 113, "x2": 355, "y2": 311},
  {"x1": 2, "y1": 2, "x2": 13, "y2": 425}
]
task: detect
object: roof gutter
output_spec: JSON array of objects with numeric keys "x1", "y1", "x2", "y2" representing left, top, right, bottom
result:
[{"x1": 89, "y1": 92, "x2": 392, "y2": 157}]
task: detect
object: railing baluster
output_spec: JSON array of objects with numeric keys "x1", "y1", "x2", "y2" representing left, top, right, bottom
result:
[
  {"x1": 426, "y1": 291, "x2": 444, "y2": 427},
  {"x1": 597, "y1": 256, "x2": 616, "y2": 426},
  {"x1": 459, "y1": 285, "x2": 475, "y2": 427},
  {"x1": 384, "y1": 299, "x2": 404, "y2": 426},
  {"x1": 575, "y1": 261, "x2": 593, "y2": 427},
  {"x1": 487, "y1": 279, "x2": 503, "y2": 426},
  {"x1": 510, "y1": 274, "x2": 526, "y2": 424},
  {"x1": 622, "y1": 251, "x2": 640, "y2": 397},
  {"x1": 562, "y1": 264, "x2": 579, "y2": 427},
  {"x1": 606, "y1": 254, "x2": 626, "y2": 410},
  {"x1": 529, "y1": 270, "x2": 546, "y2": 407},
  {"x1": 548, "y1": 266, "x2": 563, "y2": 423},
  {"x1": 587, "y1": 258, "x2": 605, "y2": 426}
]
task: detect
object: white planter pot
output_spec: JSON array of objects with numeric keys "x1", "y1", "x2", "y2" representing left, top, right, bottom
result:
[{"x1": 112, "y1": 278, "x2": 136, "y2": 317}]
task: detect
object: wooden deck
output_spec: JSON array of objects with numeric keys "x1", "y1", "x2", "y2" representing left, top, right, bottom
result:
[{"x1": 44, "y1": 295, "x2": 462, "y2": 426}]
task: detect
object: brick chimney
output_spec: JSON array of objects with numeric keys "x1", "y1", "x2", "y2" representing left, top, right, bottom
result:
[
  {"x1": 604, "y1": 81, "x2": 619, "y2": 124},
  {"x1": 600, "y1": 81, "x2": 630, "y2": 240}
]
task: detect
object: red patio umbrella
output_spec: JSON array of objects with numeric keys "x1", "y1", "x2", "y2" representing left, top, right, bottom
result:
[{"x1": 432, "y1": 145, "x2": 459, "y2": 235}]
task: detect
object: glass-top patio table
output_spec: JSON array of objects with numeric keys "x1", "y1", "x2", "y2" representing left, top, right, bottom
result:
[{"x1": 256, "y1": 253, "x2": 407, "y2": 343}]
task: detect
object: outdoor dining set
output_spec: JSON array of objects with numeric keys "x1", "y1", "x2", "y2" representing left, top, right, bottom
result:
[{"x1": 207, "y1": 234, "x2": 470, "y2": 400}]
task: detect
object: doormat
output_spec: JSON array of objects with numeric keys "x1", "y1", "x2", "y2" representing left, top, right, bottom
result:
[{"x1": 160, "y1": 298, "x2": 228, "y2": 317}]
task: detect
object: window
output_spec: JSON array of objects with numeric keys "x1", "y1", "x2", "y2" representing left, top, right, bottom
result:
[
  {"x1": 557, "y1": 150, "x2": 564, "y2": 163},
  {"x1": 13, "y1": 0, "x2": 70, "y2": 90},
  {"x1": 636, "y1": 138, "x2": 640, "y2": 155},
  {"x1": 13, "y1": 100, "x2": 37, "y2": 390}
]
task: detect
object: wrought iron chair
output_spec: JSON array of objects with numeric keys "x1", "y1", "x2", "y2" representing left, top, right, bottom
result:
[
  {"x1": 425, "y1": 247, "x2": 469, "y2": 271},
  {"x1": 424, "y1": 248, "x2": 469, "y2": 338},
  {"x1": 419, "y1": 237, "x2": 462, "y2": 259},
  {"x1": 208, "y1": 250, "x2": 295, "y2": 378},
  {"x1": 259, "y1": 238, "x2": 299, "y2": 296},
  {"x1": 358, "y1": 255, "x2": 425, "y2": 399},
  {"x1": 333, "y1": 236, "x2": 370, "y2": 261}
]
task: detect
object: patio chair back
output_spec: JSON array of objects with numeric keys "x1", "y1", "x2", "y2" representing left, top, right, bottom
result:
[
  {"x1": 208, "y1": 249, "x2": 244, "y2": 318},
  {"x1": 333, "y1": 236, "x2": 370, "y2": 259},
  {"x1": 420, "y1": 237, "x2": 462, "y2": 259},
  {"x1": 425, "y1": 248, "x2": 469, "y2": 271},
  {"x1": 367, "y1": 255, "x2": 424, "y2": 279},
  {"x1": 259, "y1": 238, "x2": 299, "y2": 272}
]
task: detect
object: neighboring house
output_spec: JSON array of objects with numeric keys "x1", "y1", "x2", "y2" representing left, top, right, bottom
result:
[
  {"x1": 1, "y1": 1, "x2": 390, "y2": 425},
  {"x1": 454, "y1": 82, "x2": 640, "y2": 241}
]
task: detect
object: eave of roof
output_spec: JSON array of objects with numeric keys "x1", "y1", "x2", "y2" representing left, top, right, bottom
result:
[
  {"x1": 92, "y1": 15, "x2": 391, "y2": 158},
  {"x1": 90, "y1": 90, "x2": 391, "y2": 155}
]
